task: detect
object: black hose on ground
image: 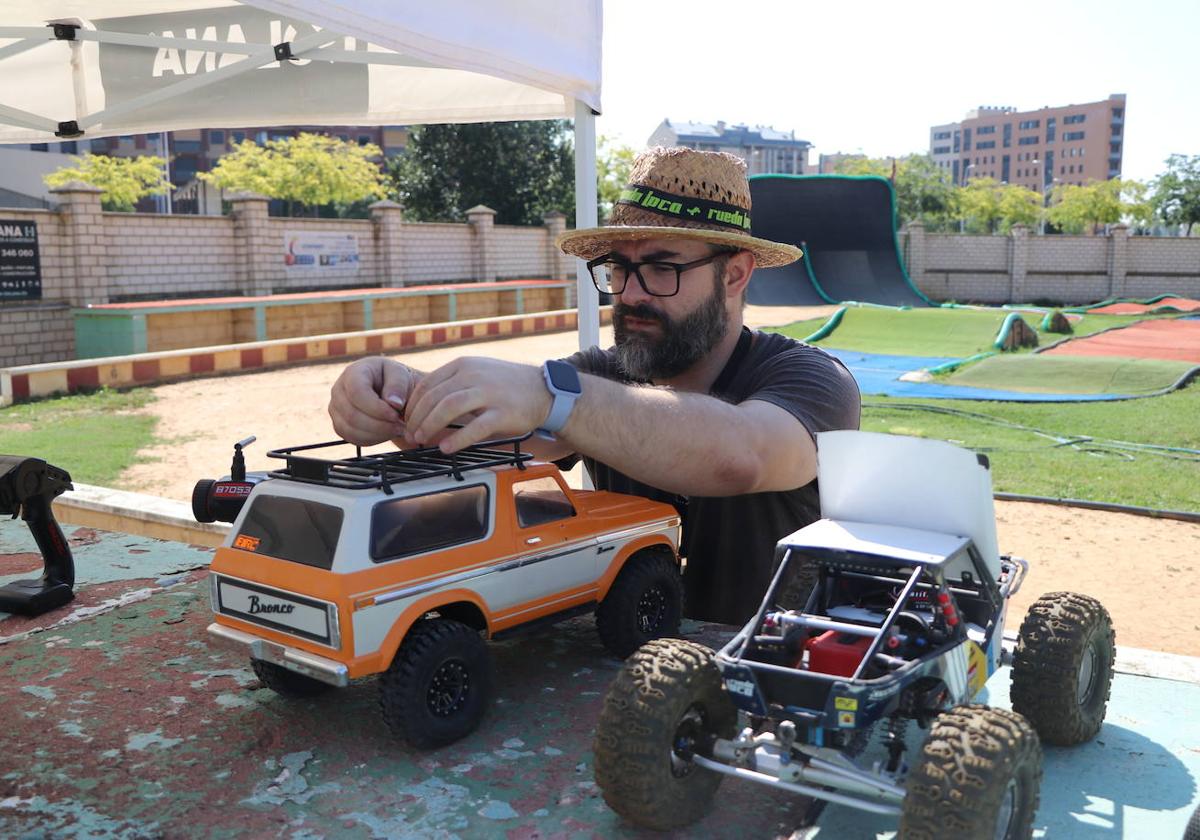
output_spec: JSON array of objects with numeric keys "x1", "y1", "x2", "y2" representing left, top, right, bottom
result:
[{"x1": 993, "y1": 493, "x2": 1200, "y2": 524}]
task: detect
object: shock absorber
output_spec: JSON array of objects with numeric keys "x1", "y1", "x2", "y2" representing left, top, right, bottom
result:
[{"x1": 882, "y1": 715, "x2": 908, "y2": 773}]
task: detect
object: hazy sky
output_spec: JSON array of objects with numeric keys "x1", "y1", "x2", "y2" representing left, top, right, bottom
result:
[{"x1": 597, "y1": 0, "x2": 1198, "y2": 182}]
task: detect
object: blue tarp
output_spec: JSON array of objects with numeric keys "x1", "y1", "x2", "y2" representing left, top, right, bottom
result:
[{"x1": 827, "y1": 349, "x2": 1135, "y2": 402}]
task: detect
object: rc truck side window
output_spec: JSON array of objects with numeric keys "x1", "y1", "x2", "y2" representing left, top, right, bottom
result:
[
  {"x1": 371, "y1": 484, "x2": 490, "y2": 562},
  {"x1": 514, "y1": 476, "x2": 576, "y2": 527},
  {"x1": 237, "y1": 496, "x2": 344, "y2": 570}
]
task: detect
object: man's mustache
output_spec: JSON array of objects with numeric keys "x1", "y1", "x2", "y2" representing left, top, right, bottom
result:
[{"x1": 615, "y1": 302, "x2": 669, "y2": 328}]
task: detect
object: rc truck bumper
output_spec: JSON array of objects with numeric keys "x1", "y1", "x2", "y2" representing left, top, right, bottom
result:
[{"x1": 207, "y1": 622, "x2": 350, "y2": 687}]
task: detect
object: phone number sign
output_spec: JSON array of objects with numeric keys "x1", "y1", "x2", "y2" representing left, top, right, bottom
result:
[{"x1": 0, "y1": 220, "x2": 42, "y2": 301}]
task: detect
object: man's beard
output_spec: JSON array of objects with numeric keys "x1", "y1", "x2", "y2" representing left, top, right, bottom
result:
[{"x1": 613, "y1": 276, "x2": 729, "y2": 381}]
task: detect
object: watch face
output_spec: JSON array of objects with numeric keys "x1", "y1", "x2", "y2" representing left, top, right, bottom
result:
[{"x1": 547, "y1": 362, "x2": 582, "y2": 394}]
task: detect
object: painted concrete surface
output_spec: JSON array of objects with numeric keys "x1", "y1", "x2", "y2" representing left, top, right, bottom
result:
[
  {"x1": 825, "y1": 349, "x2": 1136, "y2": 402},
  {"x1": 3, "y1": 527, "x2": 1198, "y2": 839}
]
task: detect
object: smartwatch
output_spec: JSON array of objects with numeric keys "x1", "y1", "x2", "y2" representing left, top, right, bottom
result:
[{"x1": 538, "y1": 360, "x2": 582, "y2": 439}]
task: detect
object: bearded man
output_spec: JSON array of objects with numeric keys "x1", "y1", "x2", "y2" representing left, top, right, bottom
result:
[{"x1": 328, "y1": 147, "x2": 860, "y2": 624}]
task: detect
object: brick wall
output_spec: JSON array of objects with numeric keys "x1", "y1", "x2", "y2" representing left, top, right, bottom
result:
[
  {"x1": 906, "y1": 223, "x2": 1200, "y2": 305},
  {"x1": 403, "y1": 223, "x2": 476, "y2": 284},
  {"x1": 495, "y1": 225, "x2": 552, "y2": 279},
  {"x1": 0, "y1": 195, "x2": 573, "y2": 366},
  {"x1": 107, "y1": 213, "x2": 237, "y2": 300}
]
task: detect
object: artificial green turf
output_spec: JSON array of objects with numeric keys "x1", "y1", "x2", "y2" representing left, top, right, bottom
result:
[
  {"x1": 945, "y1": 354, "x2": 1195, "y2": 395},
  {"x1": 0, "y1": 388, "x2": 158, "y2": 487},
  {"x1": 861, "y1": 385, "x2": 1200, "y2": 512},
  {"x1": 773, "y1": 306, "x2": 1154, "y2": 358}
]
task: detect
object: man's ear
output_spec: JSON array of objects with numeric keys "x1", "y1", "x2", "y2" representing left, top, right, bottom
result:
[{"x1": 723, "y1": 250, "x2": 755, "y2": 298}]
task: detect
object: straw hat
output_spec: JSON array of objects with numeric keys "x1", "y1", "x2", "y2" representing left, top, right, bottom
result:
[{"x1": 556, "y1": 146, "x2": 801, "y2": 268}]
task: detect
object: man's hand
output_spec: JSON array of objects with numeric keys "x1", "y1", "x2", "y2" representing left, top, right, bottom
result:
[
  {"x1": 328, "y1": 357, "x2": 422, "y2": 446},
  {"x1": 405, "y1": 357, "x2": 552, "y2": 453}
]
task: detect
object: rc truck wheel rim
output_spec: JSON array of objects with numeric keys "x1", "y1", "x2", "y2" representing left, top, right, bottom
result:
[
  {"x1": 993, "y1": 778, "x2": 1018, "y2": 840},
  {"x1": 637, "y1": 583, "x2": 668, "y2": 634},
  {"x1": 1077, "y1": 644, "x2": 1097, "y2": 706},
  {"x1": 428, "y1": 659, "x2": 470, "y2": 717}
]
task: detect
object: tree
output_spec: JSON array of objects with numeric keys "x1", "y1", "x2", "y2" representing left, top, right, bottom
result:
[
  {"x1": 956, "y1": 178, "x2": 1041, "y2": 233},
  {"x1": 389, "y1": 120, "x2": 574, "y2": 225},
  {"x1": 597, "y1": 135, "x2": 637, "y2": 222},
  {"x1": 1150, "y1": 154, "x2": 1200, "y2": 235},
  {"x1": 43, "y1": 153, "x2": 171, "y2": 212},
  {"x1": 836, "y1": 154, "x2": 956, "y2": 230},
  {"x1": 1045, "y1": 179, "x2": 1148, "y2": 234},
  {"x1": 200, "y1": 133, "x2": 387, "y2": 215}
]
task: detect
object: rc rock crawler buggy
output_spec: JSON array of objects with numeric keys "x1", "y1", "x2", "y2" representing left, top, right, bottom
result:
[
  {"x1": 194, "y1": 434, "x2": 684, "y2": 748},
  {"x1": 594, "y1": 431, "x2": 1115, "y2": 839}
]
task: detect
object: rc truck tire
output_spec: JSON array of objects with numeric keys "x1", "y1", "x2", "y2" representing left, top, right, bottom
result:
[
  {"x1": 776, "y1": 552, "x2": 819, "y2": 610},
  {"x1": 1010, "y1": 591, "x2": 1115, "y2": 746},
  {"x1": 593, "y1": 638, "x2": 737, "y2": 830},
  {"x1": 379, "y1": 618, "x2": 493, "y2": 749},
  {"x1": 191, "y1": 479, "x2": 215, "y2": 523},
  {"x1": 595, "y1": 551, "x2": 683, "y2": 658},
  {"x1": 1184, "y1": 800, "x2": 1200, "y2": 840},
  {"x1": 900, "y1": 705, "x2": 1043, "y2": 840},
  {"x1": 251, "y1": 659, "x2": 334, "y2": 698}
]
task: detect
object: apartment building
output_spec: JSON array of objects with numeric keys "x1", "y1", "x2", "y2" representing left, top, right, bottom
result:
[
  {"x1": 929, "y1": 94, "x2": 1126, "y2": 193},
  {"x1": 648, "y1": 119, "x2": 811, "y2": 175}
]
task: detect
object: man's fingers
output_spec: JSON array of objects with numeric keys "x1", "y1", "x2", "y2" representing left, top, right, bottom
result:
[
  {"x1": 410, "y1": 385, "x2": 485, "y2": 445},
  {"x1": 437, "y1": 410, "x2": 501, "y2": 454}
]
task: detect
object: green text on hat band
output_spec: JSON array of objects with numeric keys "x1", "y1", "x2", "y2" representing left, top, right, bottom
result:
[{"x1": 615, "y1": 183, "x2": 752, "y2": 232}]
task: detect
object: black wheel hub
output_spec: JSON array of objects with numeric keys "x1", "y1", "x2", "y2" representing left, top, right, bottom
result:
[
  {"x1": 637, "y1": 583, "x2": 668, "y2": 635},
  {"x1": 670, "y1": 705, "x2": 707, "y2": 778},
  {"x1": 427, "y1": 659, "x2": 470, "y2": 717}
]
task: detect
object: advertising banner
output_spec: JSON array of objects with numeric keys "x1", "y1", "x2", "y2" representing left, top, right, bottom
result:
[
  {"x1": 0, "y1": 220, "x2": 42, "y2": 301},
  {"x1": 284, "y1": 231, "x2": 360, "y2": 274}
]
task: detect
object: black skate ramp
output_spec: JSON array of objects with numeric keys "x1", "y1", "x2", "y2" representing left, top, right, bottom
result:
[{"x1": 748, "y1": 175, "x2": 932, "y2": 307}]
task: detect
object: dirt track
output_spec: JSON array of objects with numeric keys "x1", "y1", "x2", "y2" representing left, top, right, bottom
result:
[{"x1": 118, "y1": 305, "x2": 1200, "y2": 656}]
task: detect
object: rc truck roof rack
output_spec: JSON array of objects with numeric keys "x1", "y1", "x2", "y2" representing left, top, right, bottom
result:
[{"x1": 267, "y1": 434, "x2": 532, "y2": 494}]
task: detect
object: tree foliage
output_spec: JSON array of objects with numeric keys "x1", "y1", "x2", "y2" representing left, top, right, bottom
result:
[
  {"x1": 388, "y1": 120, "x2": 574, "y2": 225},
  {"x1": 836, "y1": 154, "x2": 957, "y2": 230},
  {"x1": 1045, "y1": 179, "x2": 1149, "y2": 234},
  {"x1": 957, "y1": 178, "x2": 1041, "y2": 233},
  {"x1": 1150, "y1": 154, "x2": 1200, "y2": 235},
  {"x1": 597, "y1": 135, "x2": 637, "y2": 223},
  {"x1": 43, "y1": 153, "x2": 171, "y2": 212},
  {"x1": 200, "y1": 133, "x2": 387, "y2": 214}
]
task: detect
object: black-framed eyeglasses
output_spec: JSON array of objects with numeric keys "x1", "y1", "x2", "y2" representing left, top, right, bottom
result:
[{"x1": 585, "y1": 252, "x2": 726, "y2": 297}]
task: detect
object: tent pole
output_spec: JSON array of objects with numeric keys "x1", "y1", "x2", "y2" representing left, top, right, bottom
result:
[{"x1": 573, "y1": 99, "x2": 599, "y2": 352}]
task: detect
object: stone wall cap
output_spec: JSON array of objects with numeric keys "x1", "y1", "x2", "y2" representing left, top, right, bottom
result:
[
  {"x1": 369, "y1": 199, "x2": 404, "y2": 210},
  {"x1": 226, "y1": 191, "x2": 269, "y2": 202},
  {"x1": 466, "y1": 205, "x2": 496, "y2": 215},
  {"x1": 543, "y1": 210, "x2": 567, "y2": 220},
  {"x1": 49, "y1": 181, "x2": 103, "y2": 194}
]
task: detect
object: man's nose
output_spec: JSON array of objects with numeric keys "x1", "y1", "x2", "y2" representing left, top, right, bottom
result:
[{"x1": 618, "y1": 269, "x2": 654, "y2": 305}]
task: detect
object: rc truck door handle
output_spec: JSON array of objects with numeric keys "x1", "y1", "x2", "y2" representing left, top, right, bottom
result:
[{"x1": 525, "y1": 537, "x2": 542, "y2": 545}]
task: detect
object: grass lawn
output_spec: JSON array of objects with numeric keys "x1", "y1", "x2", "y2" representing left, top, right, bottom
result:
[
  {"x1": 945, "y1": 354, "x2": 1196, "y2": 395},
  {"x1": 861, "y1": 385, "x2": 1200, "y2": 512},
  {"x1": 775, "y1": 306, "x2": 1155, "y2": 358},
  {"x1": 0, "y1": 389, "x2": 158, "y2": 487}
]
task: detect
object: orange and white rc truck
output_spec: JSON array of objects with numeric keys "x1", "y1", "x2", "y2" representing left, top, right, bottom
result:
[{"x1": 193, "y1": 434, "x2": 682, "y2": 748}]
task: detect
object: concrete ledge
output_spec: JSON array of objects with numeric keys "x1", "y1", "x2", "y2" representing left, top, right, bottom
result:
[
  {"x1": 55, "y1": 483, "x2": 229, "y2": 548},
  {"x1": 2, "y1": 306, "x2": 612, "y2": 406}
]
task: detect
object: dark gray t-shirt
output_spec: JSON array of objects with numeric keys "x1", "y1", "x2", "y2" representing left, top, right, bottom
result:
[{"x1": 561, "y1": 328, "x2": 861, "y2": 625}]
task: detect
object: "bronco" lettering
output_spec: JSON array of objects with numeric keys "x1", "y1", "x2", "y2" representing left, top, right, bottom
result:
[{"x1": 247, "y1": 594, "x2": 295, "y2": 615}]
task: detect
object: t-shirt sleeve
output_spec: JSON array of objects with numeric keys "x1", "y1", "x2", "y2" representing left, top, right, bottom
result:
[{"x1": 739, "y1": 343, "x2": 861, "y2": 440}]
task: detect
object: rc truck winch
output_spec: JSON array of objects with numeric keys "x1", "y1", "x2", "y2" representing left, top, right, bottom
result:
[
  {"x1": 594, "y1": 431, "x2": 1116, "y2": 839},
  {"x1": 194, "y1": 434, "x2": 684, "y2": 748}
]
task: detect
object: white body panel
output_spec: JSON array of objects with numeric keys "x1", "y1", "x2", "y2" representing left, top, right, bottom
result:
[
  {"x1": 779, "y1": 519, "x2": 970, "y2": 567},
  {"x1": 815, "y1": 431, "x2": 1000, "y2": 579}
]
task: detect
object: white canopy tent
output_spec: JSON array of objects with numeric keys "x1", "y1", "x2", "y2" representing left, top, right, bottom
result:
[{"x1": 0, "y1": 0, "x2": 602, "y2": 347}]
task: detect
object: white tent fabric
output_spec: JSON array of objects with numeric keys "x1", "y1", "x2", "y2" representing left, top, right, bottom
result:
[{"x1": 0, "y1": 0, "x2": 601, "y2": 141}]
